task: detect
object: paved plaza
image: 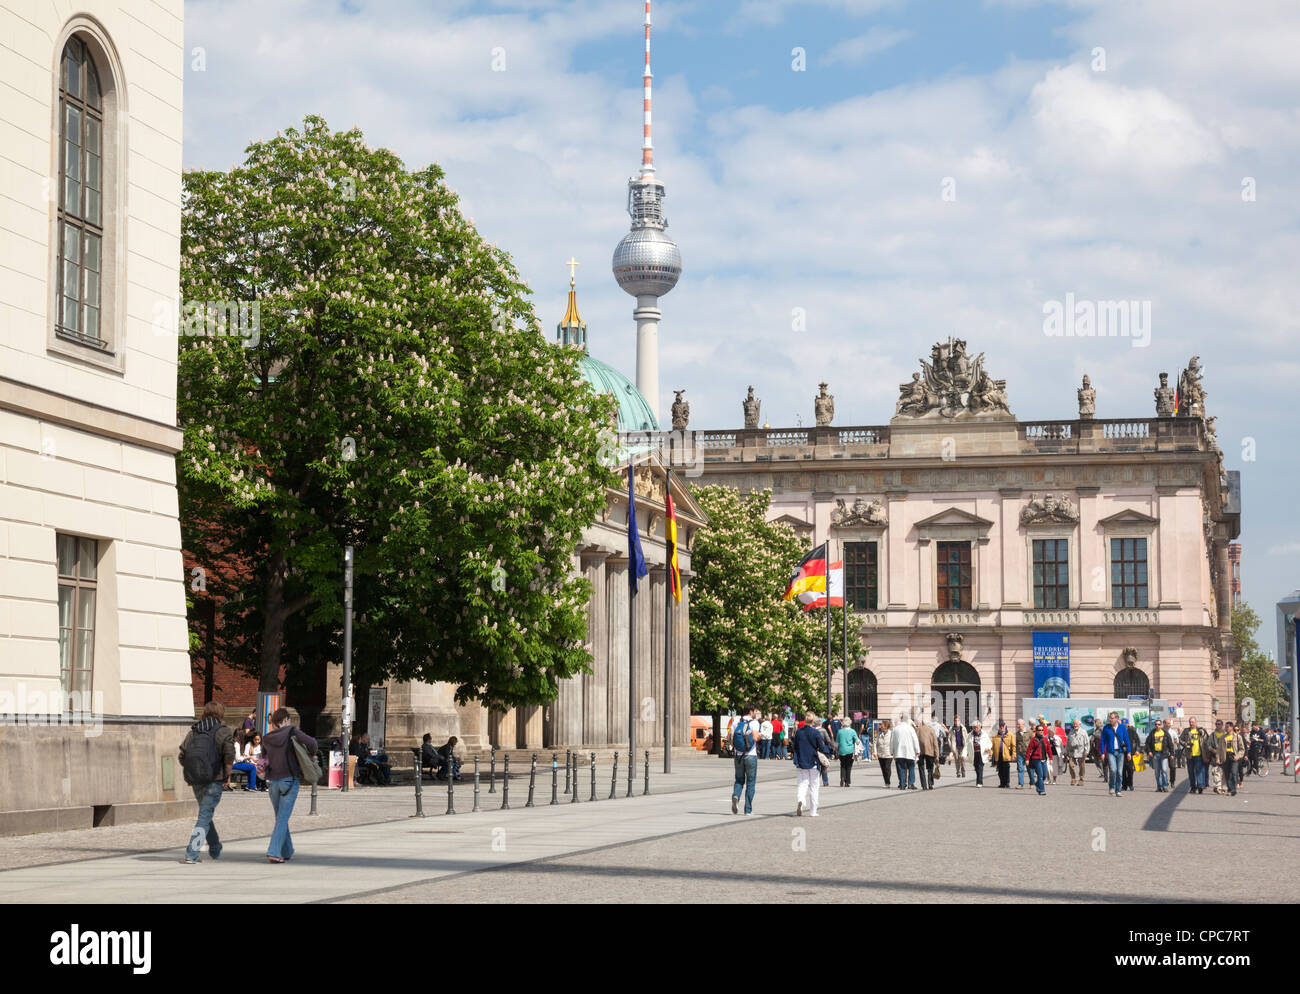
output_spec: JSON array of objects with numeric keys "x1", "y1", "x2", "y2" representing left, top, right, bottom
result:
[{"x1": 0, "y1": 757, "x2": 1294, "y2": 903}]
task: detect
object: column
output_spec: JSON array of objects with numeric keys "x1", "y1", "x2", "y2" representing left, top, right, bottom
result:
[
  {"x1": 1076, "y1": 487, "x2": 1101, "y2": 606},
  {"x1": 886, "y1": 492, "x2": 908, "y2": 610},
  {"x1": 998, "y1": 488, "x2": 1023, "y2": 608},
  {"x1": 606, "y1": 556, "x2": 630, "y2": 746},
  {"x1": 517, "y1": 705, "x2": 544, "y2": 749},
  {"x1": 582, "y1": 550, "x2": 610, "y2": 745},
  {"x1": 635, "y1": 568, "x2": 655, "y2": 750},
  {"x1": 673, "y1": 573, "x2": 692, "y2": 747},
  {"x1": 1157, "y1": 486, "x2": 1179, "y2": 607},
  {"x1": 649, "y1": 566, "x2": 666, "y2": 746}
]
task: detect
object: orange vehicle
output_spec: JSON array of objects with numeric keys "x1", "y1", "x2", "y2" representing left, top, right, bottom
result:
[{"x1": 690, "y1": 715, "x2": 714, "y2": 751}]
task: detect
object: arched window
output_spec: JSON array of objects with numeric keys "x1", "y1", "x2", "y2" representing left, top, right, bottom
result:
[
  {"x1": 846, "y1": 668, "x2": 877, "y2": 719},
  {"x1": 931, "y1": 660, "x2": 981, "y2": 727},
  {"x1": 1114, "y1": 667, "x2": 1150, "y2": 699},
  {"x1": 56, "y1": 36, "x2": 105, "y2": 348}
]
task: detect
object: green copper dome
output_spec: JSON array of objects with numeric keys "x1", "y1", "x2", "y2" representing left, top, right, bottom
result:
[{"x1": 580, "y1": 353, "x2": 658, "y2": 433}]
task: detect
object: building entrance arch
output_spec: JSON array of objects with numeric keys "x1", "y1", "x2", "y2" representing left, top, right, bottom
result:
[{"x1": 931, "y1": 660, "x2": 981, "y2": 727}]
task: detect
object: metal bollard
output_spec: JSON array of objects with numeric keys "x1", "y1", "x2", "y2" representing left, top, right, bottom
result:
[
  {"x1": 610, "y1": 752, "x2": 619, "y2": 799},
  {"x1": 446, "y1": 754, "x2": 456, "y2": 815},
  {"x1": 472, "y1": 755, "x2": 481, "y2": 813},
  {"x1": 564, "y1": 749, "x2": 571, "y2": 794},
  {"x1": 527, "y1": 754, "x2": 537, "y2": 807},
  {"x1": 309, "y1": 778, "x2": 318, "y2": 816},
  {"x1": 570, "y1": 753, "x2": 580, "y2": 803},
  {"x1": 501, "y1": 754, "x2": 510, "y2": 810},
  {"x1": 627, "y1": 746, "x2": 634, "y2": 797},
  {"x1": 411, "y1": 754, "x2": 425, "y2": 818},
  {"x1": 550, "y1": 752, "x2": 559, "y2": 805},
  {"x1": 489, "y1": 746, "x2": 497, "y2": 793},
  {"x1": 644, "y1": 749, "x2": 650, "y2": 796},
  {"x1": 590, "y1": 752, "x2": 597, "y2": 801}
]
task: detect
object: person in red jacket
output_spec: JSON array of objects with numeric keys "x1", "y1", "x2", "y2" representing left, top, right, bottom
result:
[{"x1": 1024, "y1": 723, "x2": 1053, "y2": 796}]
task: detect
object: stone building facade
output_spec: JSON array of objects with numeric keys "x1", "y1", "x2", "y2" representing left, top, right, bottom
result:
[
  {"x1": 692, "y1": 342, "x2": 1240, "y2": 727},
  {"x1": 0, "y1": 2, "x2": 192, "y2": 832}
]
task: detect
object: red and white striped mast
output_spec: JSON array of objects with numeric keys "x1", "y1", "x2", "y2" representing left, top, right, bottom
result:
[{"x1": 641, "y1": 0, "x2": 655, "y2": 178}]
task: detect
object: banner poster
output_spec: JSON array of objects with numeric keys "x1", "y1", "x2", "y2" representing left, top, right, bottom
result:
[{"x1": 1032, "y1": 632, "x2": 1070, "y2": 698}]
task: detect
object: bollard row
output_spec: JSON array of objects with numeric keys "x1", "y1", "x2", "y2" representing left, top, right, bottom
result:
[{"x1": 410, "y1": 749, "x2": 654, "y2": 817}]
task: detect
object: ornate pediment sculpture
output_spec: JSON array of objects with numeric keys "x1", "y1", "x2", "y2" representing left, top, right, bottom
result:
[
  {"x1": 632, "y1": 465, "x2": 666, "y2": 503},
  {"x1": 742, "y1": 386, "x2": 761, "y2": 429},
  {"x1": 946, "y1": 632, "x2": 964, "y2": 662},
  {"x1": 830, "y1": 496, "x2": 887, "y2": 528},
  {"x1": 1019, "y1": 493, "x2": 1079, "y2": 526},
  {"x1": 895, "y1": 337, "x2": 1011, "y2": 419},
  {"x1": 671, "y1": 389, "x2": 690, "y2": 430},
  {"x1": 814, "y1": 382, "x2": 835, "y2": 426},
  {"x1": 1178, "y1": 355, "x2": 1206, "y2": 420}
]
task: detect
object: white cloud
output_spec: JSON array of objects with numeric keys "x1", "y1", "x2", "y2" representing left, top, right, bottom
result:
[{"x1": 821, "y1": 27, "x2": 911, "y2": 66}]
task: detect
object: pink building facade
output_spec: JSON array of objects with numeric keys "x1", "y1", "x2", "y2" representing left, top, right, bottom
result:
[{"x1": 693, "y1": 345, "x2": 1239, "y2": 727}]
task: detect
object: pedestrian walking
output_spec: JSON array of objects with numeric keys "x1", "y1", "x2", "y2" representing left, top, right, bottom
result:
[
  {"x1": 1146, "y1": 718, "x2": 1172, "y2": 792},
  {"x1": 1210, "y1": 720, "x2": 1227, "y2": 794},
  {"x1": 969, "y1": 720, "x2": 987, "y2": 786},
  {"x1": 759, "y1": 714, "x2": 774, "y2": 759},
  {"x1": 793, "y1": 710, "x2": 832, "y2": 816},
  {"x1": 950, "y1": 717, "x2": 968, "y2": 778},
  {"x1": 1221, "y1": 723, "x2": 1240, "y2": 796},
  {"x1": 730, "y1": 704, "x2": 760, "y2": 814},
  {"x1": 890, "y1": 714, "x2": 920, "y2": 791},
  {"x1": 261, "y1": 707, "x2": 319, "y2": 863},
  {"x1": 836, "y1": 720, "x2": 860, "y2": 786},
  {"x1": 875, "y1": 719, "x2": 894, "y2": 786},
  {"x1": 179, "y1": 700, "x2": 236, "y2": 864},
  {"x1": 1066, "y1": 719, "x2": 1090, "y2": 786},
  {"x1": 1181, "y1": 718, "x2": 1207, "y2": 793},
  {"x1": 1025, "y1": 723, "x2": 1052, "y2": 796},
  {"x1": 1052, "y1": 721, "x2": 1067, "y2": 783},
  {"x1": 771, "y1": 714, "x2": 785, "y2": 760},
  {"x1": 990, "y1": 720, "x2": 1015, "y2": 788},
  {"x1": 1099, "y1": 712, "x2": 1130, "y2": 797},
  {"x1": 916, "y1": 717, "x2": 938, "y2": 790},
  {"x1": 1014, "y1": 719, "x2": 1032, "y2": 790}
]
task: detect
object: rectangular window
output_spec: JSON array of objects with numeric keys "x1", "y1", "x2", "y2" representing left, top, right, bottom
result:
[
  {"x1": 1032, "y1": 539, "x2": 1069, "y2": 609},
  {"x1": 936, "y1": 541, "x2": 972, "y2": 610},
  {"x1": 844, "y1": 541, "x2": 878, "y2": 610},
  {"x1": 57, "y1": 534, "x2": 98, "y2": 698},
  {"x1": 1110, "y1": 537, "x2": 1148, "y2": 608}
]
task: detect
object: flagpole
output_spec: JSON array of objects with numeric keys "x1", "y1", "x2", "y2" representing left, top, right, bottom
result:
[
  {"x1": 842, "y1": 567, "x2": 849, "y2": 719},
  {"x1": 664, "y1": 466, "x2": 673, "y2": 775},
  {"x1": 825, "y1": 537, "x2": 832, "y2": 721}
]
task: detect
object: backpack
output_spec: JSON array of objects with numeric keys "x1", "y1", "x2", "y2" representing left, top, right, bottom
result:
[
  {"x1": 182, "y1": 721, "x2": 222, "y2": 786},
  {"x1": 732, "y1": 718, "x2": 754, "y2": 755}
]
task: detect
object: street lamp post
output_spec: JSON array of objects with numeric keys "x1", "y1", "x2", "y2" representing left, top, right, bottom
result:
[{"x1": 341, "y1": 545, "x2": 354, "y2": 792}]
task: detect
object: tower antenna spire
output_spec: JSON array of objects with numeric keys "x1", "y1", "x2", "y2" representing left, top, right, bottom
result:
[{"x1": 641, "y1": 0, "x2": 654, "y2": 177}]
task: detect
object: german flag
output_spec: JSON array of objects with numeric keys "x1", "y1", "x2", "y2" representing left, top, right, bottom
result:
[
  {"x1": 666, "y1": 492, "x2": 681, "y2": 604},
  {"x1": 782, "y1": 543, "x2": 843, "y2": 611}
]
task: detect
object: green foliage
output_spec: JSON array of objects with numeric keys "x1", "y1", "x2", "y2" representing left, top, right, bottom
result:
[
  {"x1": 177, "y1": 116, "x2": 616, "y2": 707},
  {"x1": 688, "y1": 486, "x2": 865, "y2": 715},
  {"x1": 1231, "y1": 602, "x2": 1284, "y2": 723}
]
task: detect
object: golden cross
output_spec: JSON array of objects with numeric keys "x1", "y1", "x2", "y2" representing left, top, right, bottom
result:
[{"x1": 565, "y1": 257, "x2": 580, "y2": 283}]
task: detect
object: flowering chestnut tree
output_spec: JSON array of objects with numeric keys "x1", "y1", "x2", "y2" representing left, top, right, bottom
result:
[
  {"x1": 178, "y1": 116, "x2": 615, "y2": 709},
  {"x1": 688, "y1": 486, "x2": 864, "y2": 719}
]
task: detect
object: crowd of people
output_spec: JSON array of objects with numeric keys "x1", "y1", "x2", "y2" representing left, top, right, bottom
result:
[{"x1": 726, "y1": 706, "x2": 1290, "y2": 816}]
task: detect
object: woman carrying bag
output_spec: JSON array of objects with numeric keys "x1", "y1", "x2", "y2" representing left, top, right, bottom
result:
[{"x1": 261, "y1": 707, "x2": 319, "y2": 864}]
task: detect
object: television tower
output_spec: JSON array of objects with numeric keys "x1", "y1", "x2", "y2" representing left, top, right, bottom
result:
[{"x1": 611, "y1": 0, "x2": 681, "y2": 425}]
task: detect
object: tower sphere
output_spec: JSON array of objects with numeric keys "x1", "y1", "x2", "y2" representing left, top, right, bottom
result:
[{"x1": 612, "y1": 224, "x2": 681, "y2": 298}]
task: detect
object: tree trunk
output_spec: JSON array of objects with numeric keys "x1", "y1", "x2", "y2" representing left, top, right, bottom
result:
[
  {"x1": 259, "y1": 552, "x2": 287, "y2": 693},
  {"x1": 711, "y1": 710, "x2": 721, "y2": 756}
]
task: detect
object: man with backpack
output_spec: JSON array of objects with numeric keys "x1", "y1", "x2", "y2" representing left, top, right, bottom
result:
[
  {"x1": 730, "y1": 704, "x2": 760, "y2": 814},
  {"x1": 179, "y1": 700, "x2": 236, "y2": 864}
]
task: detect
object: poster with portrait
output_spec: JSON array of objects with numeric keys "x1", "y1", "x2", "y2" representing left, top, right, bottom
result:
[{"x1": 1032, "y1": 632, "x2": 1070, "y2": 698}]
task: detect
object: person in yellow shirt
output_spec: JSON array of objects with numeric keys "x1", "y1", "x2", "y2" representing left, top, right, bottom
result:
[
  {"x1": 989, "y1": 720, "x2": 1016, "y2": 788},
  {"x1": 1180, "y1": 718, "x2": 1207, "y2": 794},
  {"x1": 1145, "y1": 718, "x2": 1172, "y2": 792},
  {"x1": 1221, "y1": 723, "x2": 1239, "y2": 796}
]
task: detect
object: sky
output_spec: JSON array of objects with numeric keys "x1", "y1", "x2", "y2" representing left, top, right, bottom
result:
[{"x1": 182, "y1": 0, "x2": 1298, "y2": 626}]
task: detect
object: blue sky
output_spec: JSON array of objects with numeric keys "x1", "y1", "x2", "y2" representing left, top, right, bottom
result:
[{"x1": 183, "y1": 0, "x2": 1298, "y2": 625}]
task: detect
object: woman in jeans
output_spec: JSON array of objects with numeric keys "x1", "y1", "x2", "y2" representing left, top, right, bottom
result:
[
  {"x1": 260, "y1": 707, "x2": 318, "y2": 863},
  {"x1": 874, "y1": 720, "x2": 893, "y2": 786}
]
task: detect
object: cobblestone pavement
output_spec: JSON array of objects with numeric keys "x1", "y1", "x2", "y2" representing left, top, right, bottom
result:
[
  {"x1": 350, "y1": 765, "x2": 1300, "y2": 904},
  {"x1": 2, "y1": 759, "x2": 1293, "y2": 903},
  {"x1": 0, "y1": 754, "x2": 736, "y2": 872}
]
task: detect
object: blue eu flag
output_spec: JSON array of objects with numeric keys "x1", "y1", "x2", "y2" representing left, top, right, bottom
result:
[{"x1": 627, "y1": 459, "x2": 649, "y2": 594}]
